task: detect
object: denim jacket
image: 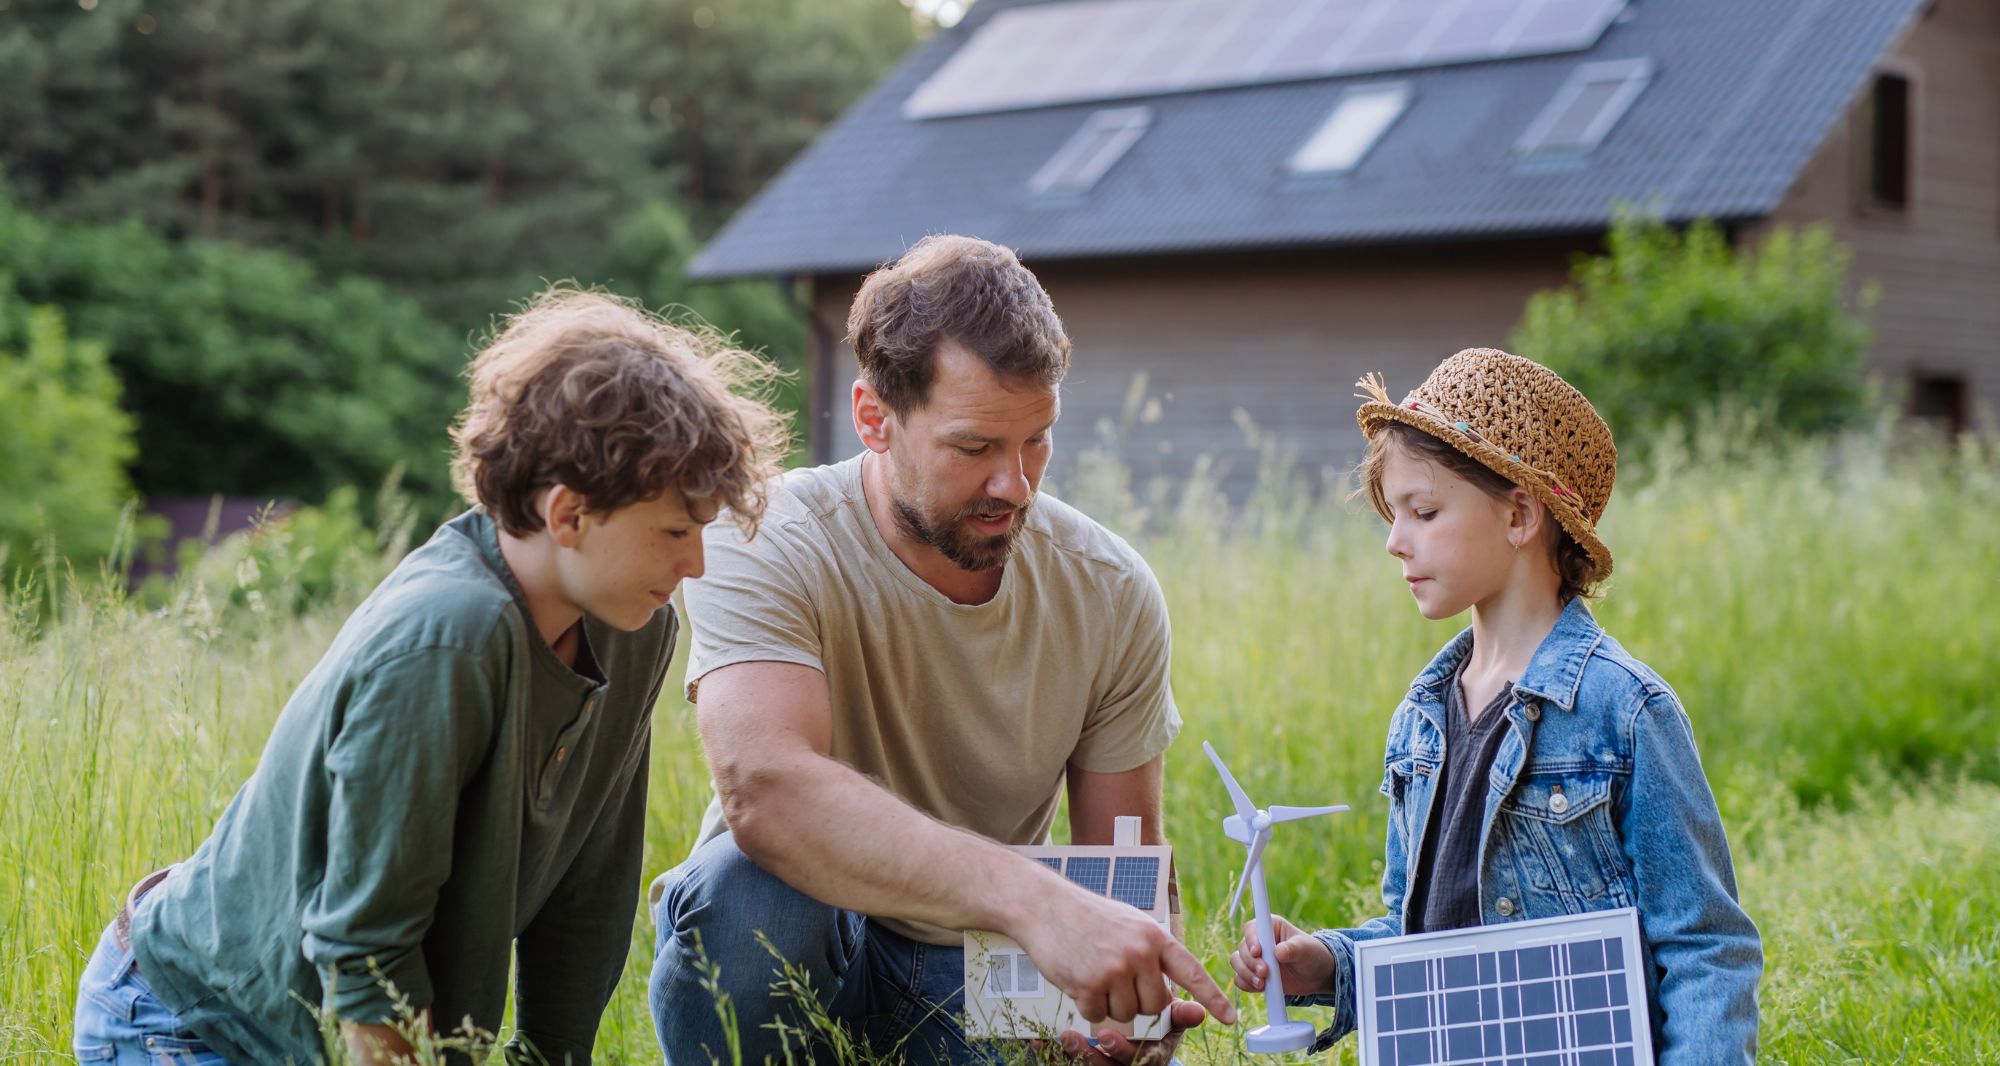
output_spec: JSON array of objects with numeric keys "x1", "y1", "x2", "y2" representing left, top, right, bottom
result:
[{"x1": 1299, "y1": 598, "x2": 1762, "y2": 1063}]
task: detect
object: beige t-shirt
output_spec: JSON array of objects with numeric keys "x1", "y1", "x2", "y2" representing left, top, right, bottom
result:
[{"x1": 680, "y1": 453, "x2": 1181, "y2": 945}]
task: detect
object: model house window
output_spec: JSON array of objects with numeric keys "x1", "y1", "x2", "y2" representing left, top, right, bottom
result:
[
  {"x1": 1518, "y1": 58, "x2": 1652, "y2": 155},
  {"x1": 1289, "y1": 82, "x2": 1412, "y2": 175},
  {"x1": 1868, "y1": 72, "x2": 1912, "y2": 209},
  {"x1": 1028, "y1": 107, "x2": 1151, "y2": 197},
  {"x1": 1911, "y1": 370, "x2": 1967, "y2": 434},
  {"x1": 982, "y1": 949, "x2": 1043, "y2": 998}
]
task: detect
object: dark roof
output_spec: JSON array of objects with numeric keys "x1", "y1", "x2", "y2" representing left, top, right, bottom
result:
[{"x1": 691, "y1": 0, "x2": 1927, "y2": 279}]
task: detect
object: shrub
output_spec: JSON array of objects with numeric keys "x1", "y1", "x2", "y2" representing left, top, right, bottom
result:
[
  {"x1": 0, "y1": 296, "x2": 141, "y2": 579},
  {"x1": 1510, "y1": 212, "x2": 1877, "y2": 449},
  {"x1": 160, "y1": 477, "x2": 419, "y2": 621}
]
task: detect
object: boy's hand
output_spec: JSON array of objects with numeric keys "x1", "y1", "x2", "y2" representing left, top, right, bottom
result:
[
  {"x1": 1229, "y1": 915, "x2": 1335, "y2": 997},
  {"x1": 1056, "y1": 1000, "x2": 1207, "y2": 1065}
]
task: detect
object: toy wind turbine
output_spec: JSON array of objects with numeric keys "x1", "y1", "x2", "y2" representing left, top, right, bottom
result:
[{"x1": 1204, "y1": 740, "x2": 1348, "y2": 1054}]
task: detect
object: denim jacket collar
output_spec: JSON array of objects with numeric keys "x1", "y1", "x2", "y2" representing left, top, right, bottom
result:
[{"x1": 1406, "y1": 597, "x2": 1605, "y2": 713}]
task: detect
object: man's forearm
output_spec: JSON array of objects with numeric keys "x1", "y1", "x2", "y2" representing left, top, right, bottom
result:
[{"x1": 722, "y1": 751, "x2": 1054, "y2": 936}]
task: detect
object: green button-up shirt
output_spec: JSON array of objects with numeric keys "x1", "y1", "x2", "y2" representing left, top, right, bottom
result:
[{"x1": 133, "y1": 509, "x2": 673, "y2": 1065}]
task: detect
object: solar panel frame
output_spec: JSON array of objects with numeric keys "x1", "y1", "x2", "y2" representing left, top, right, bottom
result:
[{"x1": 1353, "y1": 908, "x2": 1654, "y2": 1066}]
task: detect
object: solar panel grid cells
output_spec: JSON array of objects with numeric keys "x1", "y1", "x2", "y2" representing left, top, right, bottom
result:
[
  {"x1": 1369, "y1": 936, "x2": 1637, "y2": 1066},
  {"x1": 1508, "y1": 0, "x2": 1625, "y2": 54},
  {"x1": 1109, "y1": 856, "x2": 1160, "y2": 909},
  {"x1": 908, "y1": 0, "x2": 1625, "y2": 118},
  {"x1": 1064, "y1": 856, "x2": 1112, "y2": 894}
]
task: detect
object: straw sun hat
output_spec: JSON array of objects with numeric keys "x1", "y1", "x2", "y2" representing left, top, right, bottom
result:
[{"x1": 1355, "y1": 347, "x2": 1618, "y2": 583}]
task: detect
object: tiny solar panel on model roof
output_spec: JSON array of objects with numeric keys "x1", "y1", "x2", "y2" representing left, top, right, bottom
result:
[
  {"x1": 905, "y1": 0, "x2": 1628, "y2": 119},
  {"x1": 1108, "y1": 857, "x2": 1161, "y2": 909}
]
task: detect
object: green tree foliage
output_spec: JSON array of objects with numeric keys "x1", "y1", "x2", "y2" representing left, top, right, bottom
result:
[
  {"x1": 0, "y1": 297, "x2": 140, "y2": 576},
  {"x1": 600, "y1": 199, "x2": 804, "y2": 370},
  {"x1": 0, "y1": 0, "x2": 919, "y2": 518},
  {"x1": 1511, "y1": 214, "x2": 1877, "y2": 448},
  {"x1": 0, "y1": 0, "x2": 922, "y2": 330},
  {"x1": 598, "y1": 0, "x2": 925, "y2": 227},
  {"x1": 0, "y1": 191, "x2": 464, "y2": 507}
]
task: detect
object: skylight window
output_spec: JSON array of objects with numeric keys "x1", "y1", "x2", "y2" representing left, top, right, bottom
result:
[
  {"x1": 1289, "y1": 82, "x2": 1412, "y2": 175},
  {"x1": 1518, "y1": 58, "x2": 1652, "y2": 155},
  {"x1": 1027, "y1": 107, "x2": 1152, "y2": 197}
]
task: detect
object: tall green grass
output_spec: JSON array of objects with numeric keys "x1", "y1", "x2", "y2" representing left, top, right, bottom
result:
[{"x1": 2, "y1": 423, "x2": 1996, "y2": 1063}]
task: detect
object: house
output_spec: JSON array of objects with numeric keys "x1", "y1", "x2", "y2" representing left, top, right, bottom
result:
[
  {"x1": 691, "y1": 0, "x2": 1996, "y2": 488},
  {"x1": 961, "y1": 815, "x2": 1176, "y2": 1041}
]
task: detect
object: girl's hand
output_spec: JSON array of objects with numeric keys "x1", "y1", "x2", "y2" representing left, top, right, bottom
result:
[{"x1": 1228, "y1": 915, "x2": 1336, "y2": 997}]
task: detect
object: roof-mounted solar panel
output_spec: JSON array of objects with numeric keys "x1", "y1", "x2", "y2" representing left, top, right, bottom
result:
[{"x1": 906, "y1": 0, "x2": 1628, "y2": 120}]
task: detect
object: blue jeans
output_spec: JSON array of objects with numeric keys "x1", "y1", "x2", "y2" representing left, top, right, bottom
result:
[
  {"x1": 73, "y1": 919, "x2": 230, "y2": 1065},
  {"x1": 649, "y1": 831, "x2": 991, "y2": 1066}
]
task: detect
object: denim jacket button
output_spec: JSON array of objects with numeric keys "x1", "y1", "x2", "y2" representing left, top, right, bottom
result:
[
  {"x1": 1549, "y1": 789, "x2": 1569, "y2": 814},
  {"x1": 1495, "y1": 897, "x2": 1516, "y2": 917},
  {"x1": 1523, "y1": 703, "x2": 1541, "y2": 722}
]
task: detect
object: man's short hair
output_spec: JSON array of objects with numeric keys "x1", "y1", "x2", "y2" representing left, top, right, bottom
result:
[
  {"x1": 846, "y1": 235, "x2": 1070, "y2": 414},
  {"x1": 451, "y1": 287, "x2": 790, "y2": 536}
]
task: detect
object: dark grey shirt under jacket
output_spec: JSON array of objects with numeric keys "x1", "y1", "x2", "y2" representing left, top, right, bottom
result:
[
  {"x1": 1407, "y1": 659, "x2": 1514, "y2": 935},
  {"x1": 132, "y1": 509, "x2": 675, "y2": 1065}
]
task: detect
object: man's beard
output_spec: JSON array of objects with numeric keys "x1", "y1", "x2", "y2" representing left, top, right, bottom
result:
[{"x1": 892, "y1": 493, "x2": 1032, "y2": 572}]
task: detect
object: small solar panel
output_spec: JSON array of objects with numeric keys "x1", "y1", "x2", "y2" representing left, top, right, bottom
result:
[
  {"x1": 906, "y1": 0, "x2": 1627, "y2": 119},
  {"x1": 1037, "y1": 856, "x2": 1065, "y2": 873},
  {"x1": 1064, "y1": 856, "x2": 1111, "y2": 894},
  {"x1": 1354, "y1": 908, "x2": 1653, "y2": 1066},
  {"x1": 1108, "y1": 857, "x2": 1160, "y2": 909}
]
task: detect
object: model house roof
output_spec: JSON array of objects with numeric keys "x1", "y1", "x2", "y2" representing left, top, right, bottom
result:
[{"x1": 690, "y1": 0, "x2": 1927, "y2": 279}]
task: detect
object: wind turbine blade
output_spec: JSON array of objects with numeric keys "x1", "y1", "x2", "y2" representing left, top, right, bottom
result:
[
  {"x1": 1223, "y1": 814, "x2": 1252, "y2": 844},
  {"x1": 1228, "y1": 826, "x2": 1271, "y2": 918},
  {"x1": 1269, "y1": 804, "x2": 1350, "y2": 822},
  {"x1": 1204, "y1": 741, "x2": 1257, "y2": 823}
]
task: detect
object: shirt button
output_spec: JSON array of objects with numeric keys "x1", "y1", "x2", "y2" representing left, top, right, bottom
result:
[
  {"x1": 1495, "y1": 897, "x2": 1516, "y2": 917},
  {"x1": 1523, "y1": 704, "x2": 1542, "y2": 722},
  {"x1": 555, "y1": 747, "x2": 568, "y2": 763}
]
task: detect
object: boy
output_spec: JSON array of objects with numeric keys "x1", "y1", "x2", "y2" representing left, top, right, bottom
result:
[{"x1": 71, "y1": 289, "x2": 787, "y2": 1065}]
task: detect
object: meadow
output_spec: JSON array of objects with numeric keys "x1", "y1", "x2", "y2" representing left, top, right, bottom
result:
[{"x1": 3, "y1": 422, "x2": 1996, "y2": 1064}]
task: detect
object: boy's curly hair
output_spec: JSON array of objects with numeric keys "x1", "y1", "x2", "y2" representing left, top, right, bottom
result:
[{"x1": 450, "y1": 288, "x2": 790, "y2": 536}]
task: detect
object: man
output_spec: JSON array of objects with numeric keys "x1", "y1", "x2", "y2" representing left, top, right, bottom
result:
[{"x1": 648, "y1": 235, "x2": 1234, "y2": 1066}]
